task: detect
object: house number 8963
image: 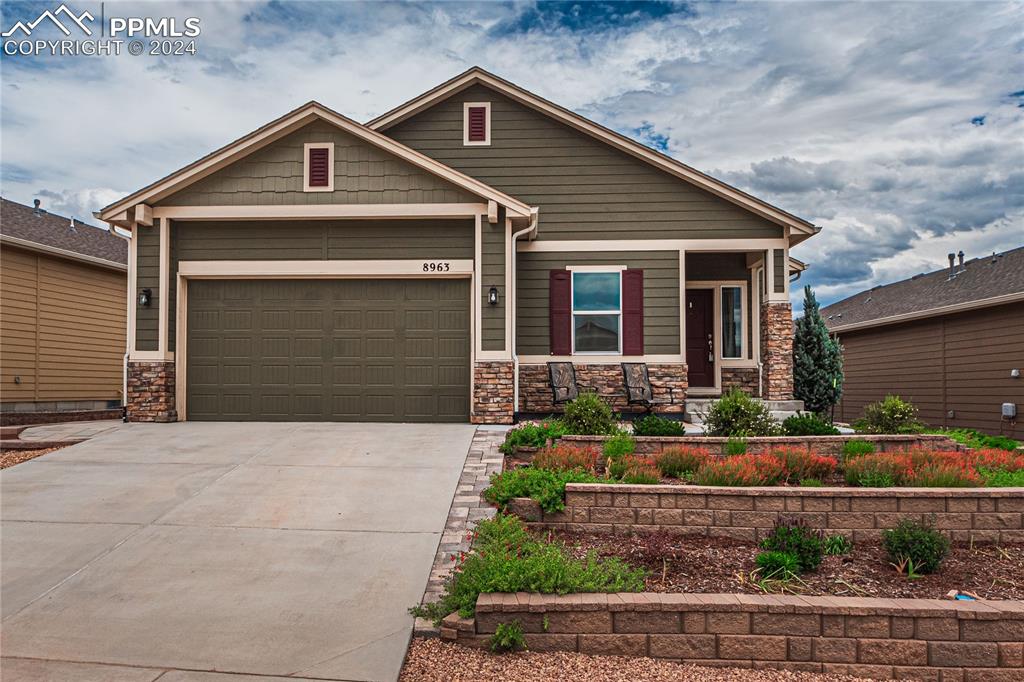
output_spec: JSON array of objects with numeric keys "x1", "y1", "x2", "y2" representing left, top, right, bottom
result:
[{"x1": 422, "y1": 262, "x2": 451, "y2": 272}]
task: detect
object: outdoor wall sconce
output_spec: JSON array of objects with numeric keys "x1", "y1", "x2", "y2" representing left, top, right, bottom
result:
[
  {"x1": 138, "y1": 288, "x2": 152, "y2": 307},
  {"x1": 488, "y1": 286, "x2": 499, "y2": 306}
]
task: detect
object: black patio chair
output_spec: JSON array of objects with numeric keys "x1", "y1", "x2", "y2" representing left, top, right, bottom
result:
[
  {"x1": 547, "y1": 362, "x2": 580, "y2": 405},
  {"x1": 621, "y1": 362, "x2": 676, "y2": 411}
]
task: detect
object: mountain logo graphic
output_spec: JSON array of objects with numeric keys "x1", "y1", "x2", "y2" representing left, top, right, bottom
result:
[{"x1": 2, "y1": 4, "x2": 95, "y2": 37}]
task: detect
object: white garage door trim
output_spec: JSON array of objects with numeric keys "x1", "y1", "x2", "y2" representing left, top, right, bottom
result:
[{"x1": 175, "y1": 259, "x2": 475, "y2": 421}]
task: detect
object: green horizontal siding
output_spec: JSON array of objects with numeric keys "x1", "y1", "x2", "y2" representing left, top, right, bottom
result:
[
  {"x1": 481, "y1": 211, "x2": 506, "y2": 351},
  {"x1": 166, "y1": 219, "x2": 474, "y2": 352},
  {"x1": 134, "y1": 224, "x2": 159, "y2": 351},
  {"x1": 516, "y1": 251, "x2": 679, "y2": 355},
  {"x1": 158, "y1": 120, "x2": 478, "y2": 207},
  {"x1": 386, "y1": 84, "x2": 784, "y2": 241}
]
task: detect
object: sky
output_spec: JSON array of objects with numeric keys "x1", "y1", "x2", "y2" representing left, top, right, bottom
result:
[{"x1": 1, "y1": 0, "x2": 1022, "y2": 307}]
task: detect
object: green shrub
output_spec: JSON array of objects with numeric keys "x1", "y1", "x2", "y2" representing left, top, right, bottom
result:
[
  {"x1": 799, "y1": 478, "x2": 823, "y2": 487},
  {"x1": 842, "y1": 440, "x2": 876, "y2": 459},
  {"x1": 603, "y1": 432, "x2": 636, "y2": 458},
  {"x1": 725, "y1": 436, "x2": 748, "y2": 456},
  {"x1": 607, "y1": 454, "x2": 648, "y2": 480},
  {"x1": 824, "y1": 534, "x2": 853, "y2": 555},
  {"x1": 882, "y1": 518, "x2": 949, "y2": 574},
  {"x1": 759, "y1": 518, "x2": 824, "y2": 572},
  {"x1": 500, "y1": 420, "x2": 568, "y2": 454},
  {"x1": 562, "y1": 392, "x2": 617, "y2": 435},
  {"x1": 928, "y1": 428, "x2": 1020, "y2": 452},
  {"x1": 654, "y1": 447, "x2": 711, "y2": 478},
  {"x1": 981, "y1": 469, "x2": 1024, "y2": 487},
  {"x1": 632, "y1": 414, "x2": 686, "y2": 437},
  {"x1": 490, "y1": 621, "x2": 527, "y2": 653},
  {"x1": 484, "y1": 468, "x2": 603, "y2": 514},
  {"x1": 701, "y1": 389, "x2": 781, "y2": 437},
  {"x1": 793, "y1": 285, "x2": 845, "y2": 415},
  {"x1": 621, "y1": 461, "x2": 661, "y2": 484},
  {"x1": 410, "y1": 514, "x2": 645, "y2": 623},
  {"x1": 783, "y1": 413, "x2": 840, "y2": 436},
  {"x1": 755, "y1": 551, "x2": 800, "y2": 581},
  {"x1": 855, "y1": 395, "x2": 923, "y2": 434}
]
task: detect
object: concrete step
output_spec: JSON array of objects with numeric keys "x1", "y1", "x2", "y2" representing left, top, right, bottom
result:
[{"x1": 684, "y1": 398, "x2": 805, "y2": 426}]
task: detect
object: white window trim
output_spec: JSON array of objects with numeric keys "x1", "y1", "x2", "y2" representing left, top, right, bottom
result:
[
  {"x1": 720, "y1": 284, "x2": 746, "y2": 361},
  {"x1": 570, "y1": 268, "x2": 623, "y2": 356},
  {"x1": 303, "y1": 142, "x2": 335, "y2": 192},
  {"x1": 463, "y1": 102, "x2": 491, "y2": 146}
]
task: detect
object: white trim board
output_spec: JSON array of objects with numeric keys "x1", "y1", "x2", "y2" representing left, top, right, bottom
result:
[
  {"x1": 151, "y1": 203, "x2": 489, "y2": 221},
  {"x1": 518, "y1": 239, "x2": 789, "y2": 253}
]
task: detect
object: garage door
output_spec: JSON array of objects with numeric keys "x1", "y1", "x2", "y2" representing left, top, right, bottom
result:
[{"x1": 185, "y1": 279, "x2": 470, "y2": 422}]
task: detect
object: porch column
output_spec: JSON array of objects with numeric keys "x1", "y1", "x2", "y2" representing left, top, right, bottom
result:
[{"x1": 761, "y1": 247, "x2": 794, "y2": 400}]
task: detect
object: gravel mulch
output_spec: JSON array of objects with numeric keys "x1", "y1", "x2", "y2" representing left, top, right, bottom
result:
[
  {"x1": 0, "y1": 446, "x2": 63, "y2": 469},
  {"x1": 401, "y1": 637, "x2": 869, "y2": 682},
  {"x1": 548, "y1": 530, "x2": 1024, "y2": 600}
]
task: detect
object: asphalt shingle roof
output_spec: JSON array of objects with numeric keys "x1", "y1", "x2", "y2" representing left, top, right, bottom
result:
[
  {"x1": 821, "y1": 245, "x2": 1024, "y2": 329},
  {"x1": 1, "y1": 197, "x2": 127, "y2": 265}
]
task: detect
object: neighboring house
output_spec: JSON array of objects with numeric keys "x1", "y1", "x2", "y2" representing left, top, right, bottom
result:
[
  {"x1": 0, "y1": 197, "x2": 128, "y2": 421},
  {"x1": 822, "y1": 247, "x2": 1024, "y2": 437},
  {"x1": 96, "y1": 67, "x2": 817, "y2": 424}
]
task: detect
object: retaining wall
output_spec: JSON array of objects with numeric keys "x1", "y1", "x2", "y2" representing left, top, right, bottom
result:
[
  {"x1": 442, "y1": 592, "x2": 1024, "y2": 680},
  {"x1": 530, "y1": 484, "x2": 1024, "y2": 544}
]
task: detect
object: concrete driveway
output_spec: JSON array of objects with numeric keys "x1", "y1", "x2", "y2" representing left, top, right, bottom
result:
[{"x1": 1, "y1": 422, "x2": 476, "y2": 682}]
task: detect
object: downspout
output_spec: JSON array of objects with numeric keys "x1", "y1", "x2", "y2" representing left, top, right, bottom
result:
[
  {"x1": 510, "y1": 208, "x2": 539, "y2": 417},
  {"x1": 103, "y1": 217, "x2": 132, "y2": 419}
]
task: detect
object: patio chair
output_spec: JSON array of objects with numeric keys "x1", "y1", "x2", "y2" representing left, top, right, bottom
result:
[
  {"x1": 621, "y1": 362, "x2": 676, "y2": 411},
  {"x1": 547, "y1": 362, "x2": 580, "y2": 405}
]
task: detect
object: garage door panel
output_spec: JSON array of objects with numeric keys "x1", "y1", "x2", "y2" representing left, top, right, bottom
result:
[{"x1": 187, "y1": 278, "x2": 470, "y2": 422}]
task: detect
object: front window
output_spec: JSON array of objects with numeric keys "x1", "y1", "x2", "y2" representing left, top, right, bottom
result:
[
  {"x1": 722, "y1": 285, "x2": 743, "y2": 358},
  {"x1": 572, "y1": 271, "x2": 621, "y2": 353}
]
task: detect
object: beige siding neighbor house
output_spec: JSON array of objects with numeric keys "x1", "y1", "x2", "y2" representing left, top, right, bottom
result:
[
  {"x1": 1, "y1": 198, "x2": 128, "y2": 422},
  {"x1": 98, "y1": 67, "x2": 818, "y2": 424}
]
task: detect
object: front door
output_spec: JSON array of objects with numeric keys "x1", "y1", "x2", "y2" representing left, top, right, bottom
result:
[{"x1": 685, "y1": 289, "x2": 714, "y2": 388}]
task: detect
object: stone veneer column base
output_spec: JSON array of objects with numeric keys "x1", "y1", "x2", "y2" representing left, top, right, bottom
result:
[
  {"x1": 761, "y1": 302, "x2": 794, "y2": 400},
  {"x1": 127, "y1": 361, "x2": 177, "y2": 422},
  {"x1": 518, "y1": 363, "x2": 687, "y2": 415},
  {"x1": 720, "y1": 367, "x2": 760, "y2": 396},
  {"x1": 472, "y1": 361, "x2": 514, "y2": 424}
]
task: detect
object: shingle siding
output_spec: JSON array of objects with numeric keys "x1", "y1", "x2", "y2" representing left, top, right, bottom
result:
[
  {"x1": 385, "y1": 83, "x2": 784, "y2": 241},
  {"x1": 157, "y1": 120, "x2": 478, "y2": 207}
]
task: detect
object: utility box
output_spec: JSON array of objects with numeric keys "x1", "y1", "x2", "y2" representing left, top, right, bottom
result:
[{"x1": 1003, "y1": 403, "x2": 1018, "y2": 419}]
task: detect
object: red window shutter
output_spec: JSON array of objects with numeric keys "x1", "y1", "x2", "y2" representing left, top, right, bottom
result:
[
  {"x1": 467, "y1": 106, "x2": 487, "y2": 142},
  {"x1": 549, "y1": 269, "x2": 571, "y2": 355},
  {"x1": 622, "y1": 269, "x2": 644, "y2": 355},
  {"x1": 308, "y1": 147, "x2": 330, "y2": 187}
]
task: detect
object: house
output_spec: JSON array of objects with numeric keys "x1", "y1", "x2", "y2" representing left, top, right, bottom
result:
[
  {"x1": 0, "y1": 197, "x2": 128, "y2": 423},
  {"x1": 822, "y1": 247, "x2": 1023, "y2": 437},
  {"x1": 96, "y1": 67, "x2": 817, "y2": 424}
]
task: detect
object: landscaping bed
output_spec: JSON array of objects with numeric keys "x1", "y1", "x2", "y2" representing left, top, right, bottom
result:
[
  {"x1": 0, "y1": 446, "x2": 64, "y2": 469},
  {"x1": 548, "y1": 530, "x2": 1024, "y2": 600}
]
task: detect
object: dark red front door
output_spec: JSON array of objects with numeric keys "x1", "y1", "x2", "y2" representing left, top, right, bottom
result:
[{"x1": 686, "y1": 289, "x2": 714, "y2": 388}]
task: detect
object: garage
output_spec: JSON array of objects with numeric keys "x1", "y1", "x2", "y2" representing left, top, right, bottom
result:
[{"x1": 184, "y1": 278, "x2": 471, "y2": 422}]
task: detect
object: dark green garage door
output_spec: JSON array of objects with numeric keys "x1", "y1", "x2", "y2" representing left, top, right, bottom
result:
[{"x1": 186, "y1": 279, "x2": 470, "y2": 422}]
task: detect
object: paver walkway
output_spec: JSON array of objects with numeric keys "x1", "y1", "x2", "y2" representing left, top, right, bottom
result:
[{"x1": 1, "y1": 422, "x2": 476, "y2": 682}]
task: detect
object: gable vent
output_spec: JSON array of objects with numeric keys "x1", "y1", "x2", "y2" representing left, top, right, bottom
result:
[
  {"x1": 308, "y1": 147, "x2": 330, "y2": 187},
  {"x1": 467, "y1": 107, "x2": 487, "y2": 141}
]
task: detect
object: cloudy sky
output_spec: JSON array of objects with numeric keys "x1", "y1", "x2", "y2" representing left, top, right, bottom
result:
[{"x1": 2, "y1": 0, "x2": 1021, "y2": 306}]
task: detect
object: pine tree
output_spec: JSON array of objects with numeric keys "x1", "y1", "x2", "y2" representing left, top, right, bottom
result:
[{"x1": 793, "y1": 285, "x2": 844, "y2": 416}]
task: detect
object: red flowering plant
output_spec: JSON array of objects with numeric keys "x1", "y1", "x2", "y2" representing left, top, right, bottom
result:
[
  {"x1": 608, "y1": 454, "x2": 656, "y2": 480},
  {"x1": 654, "y1": 446, "x2": 712, "y2": 479},
  {"x1": 769, "y1": 446, "x2": 837, "y2": 484},
  {"x1": 532, "y1": 444, "x2": 600, "y2": 472},
  {"x1": 692, "y1": 454, "x2": 786, "y2": 486},
  {"x1": 969, "y1": 448, "x2": 1024, "y2": 473}
]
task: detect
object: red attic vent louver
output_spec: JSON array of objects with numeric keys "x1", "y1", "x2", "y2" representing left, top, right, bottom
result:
[
  {"x1": 308, "y1": 147, "x2": 330, "y2": 187},
  {"x1": 467, "y1": 106, "x2": 487, "y2": 142}
]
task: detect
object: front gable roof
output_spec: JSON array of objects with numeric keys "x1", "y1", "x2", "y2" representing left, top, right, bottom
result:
[
  {"x1": 369, "y1": 67, "x2": 818, "y2": 243},
  {"x1": 98, "y1": 101, "x2": 533, "y2": 224}
]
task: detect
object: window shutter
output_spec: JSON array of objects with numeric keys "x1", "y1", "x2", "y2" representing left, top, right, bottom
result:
[
  {"x1": 622, "y1": 269, "x2": 644, "y2": 355},
  {"x1": 467, "y1": 106, "x2": 487, "y2": 142},
  {"x1": 308, "y1": 147, "x2": 330, "y2": 187},
  {"x1": 549, "y1": 269, "x2": 571, "y2": 355}
]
